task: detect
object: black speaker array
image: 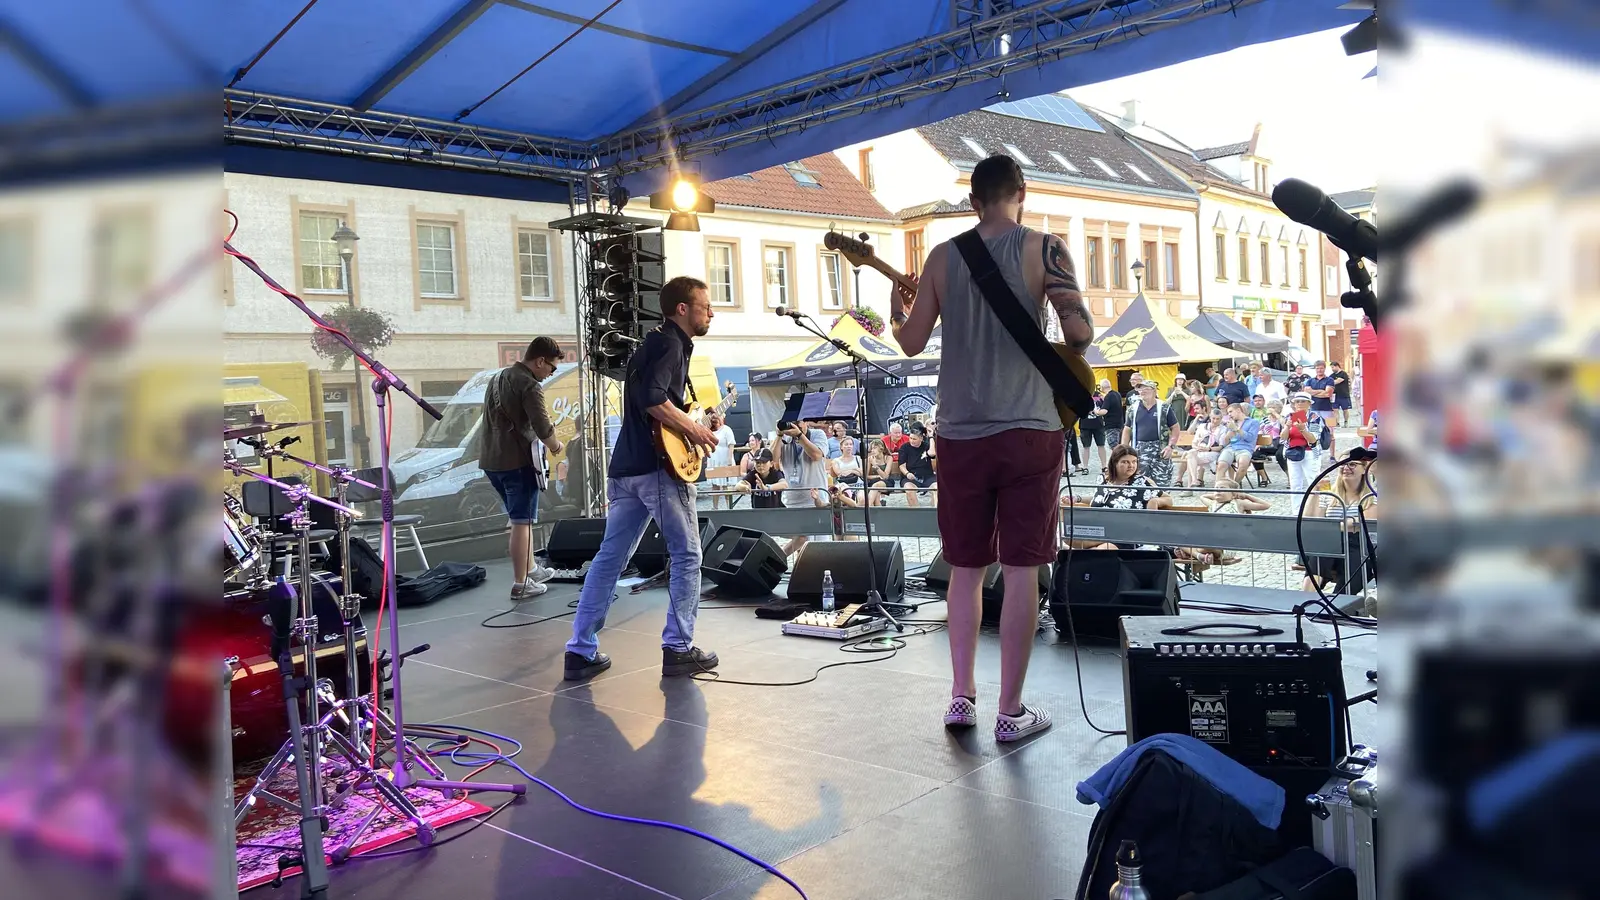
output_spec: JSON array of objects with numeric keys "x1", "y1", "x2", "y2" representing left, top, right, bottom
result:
[
  {"x1": 788, "y1": 541, "x2": 904, "y2": 609},
  {"x1": 700, "y1": 525, "x2": 787, "y2": 597},
  {"x1": 1048, "y1": 548, "x2": 1178, "y2": 641}
]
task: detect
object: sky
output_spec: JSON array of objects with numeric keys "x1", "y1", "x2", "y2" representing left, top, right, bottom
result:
[
  {"x1": 1068, "y1": 27, "x2": 1378, "y2": 194},
  {"x1": 1067, "y1": 24, "x2": 1600, "y2": 197}
]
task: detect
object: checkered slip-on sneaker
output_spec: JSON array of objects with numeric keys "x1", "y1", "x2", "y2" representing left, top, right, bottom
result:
[
  {"x1": 995, "y1": 705, "x2": 1052, "y2": 742},
  {"x1": 943, "y1": 696, "x2": 978, "y2": 728}
]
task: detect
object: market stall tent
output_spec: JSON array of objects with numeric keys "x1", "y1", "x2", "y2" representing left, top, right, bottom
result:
[
  {"x1": 1083, "y1": 293, "x2": 1236, "y2": 393},
  {"x1": 1186, "y1": 311, "x2": 1289, "y2": 354}
]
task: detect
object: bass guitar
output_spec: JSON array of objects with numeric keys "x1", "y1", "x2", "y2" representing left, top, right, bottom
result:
[
  {"x1": 823, "y1": 230, "x2": 1096, "y2": 430},
  {"x1": 656, "y1": 380, "x2": 738, "y2": 482}
]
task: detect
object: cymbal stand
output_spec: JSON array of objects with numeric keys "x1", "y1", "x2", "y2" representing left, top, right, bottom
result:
[{"x1": 223, "y1": 471, "x2": 432, "y2": 892}]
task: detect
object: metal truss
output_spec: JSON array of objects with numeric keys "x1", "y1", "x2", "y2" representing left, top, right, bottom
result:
[
  {"x1": 599, "y1": 0, "x2": 1260, "y2": 174},
  {"x1": 223, "y1": 90, "x2": 596, "y2": 179},
  {"x1": 218, "y1": 0, "x2": 1260, "y2": 183}
]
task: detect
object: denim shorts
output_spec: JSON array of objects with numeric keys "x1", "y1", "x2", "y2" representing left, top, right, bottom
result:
[{"x1": 484, "y1": 465, "x2": 542, "y2": 524}]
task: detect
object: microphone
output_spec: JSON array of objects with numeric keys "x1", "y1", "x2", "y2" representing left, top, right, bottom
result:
[
  {"x1": 1272, "y1": 178, "x2": 1377, "y2": 261},
  {"x1": 1382, "y1": 180, "x2": 1478, "y2": 255},
  {"x1": 774, "y1": 306, "x2": 804, "y2": 319},
  {"x1": 599, "y1": 331, "x2": 639, "y2": 354}
]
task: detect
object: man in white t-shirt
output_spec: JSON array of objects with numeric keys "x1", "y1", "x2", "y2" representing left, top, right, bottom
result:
[
  {"x1": 1254, "y1": 369, "x2": 1287, "y2": 406},
  {"x1": 704, "y1": 410, "x2": 738, "y2": 509}
]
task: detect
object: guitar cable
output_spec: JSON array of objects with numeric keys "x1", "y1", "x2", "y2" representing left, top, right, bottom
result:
[{"x1": 1059, "y1": 458, "x2": 1128, "y2": 737}]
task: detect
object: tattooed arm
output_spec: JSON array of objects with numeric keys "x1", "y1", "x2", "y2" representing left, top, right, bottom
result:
[{"x1": 1042, "y1": 233, "x2": 1094, "y2": 351}]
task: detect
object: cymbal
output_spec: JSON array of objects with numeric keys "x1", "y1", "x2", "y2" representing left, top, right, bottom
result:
[{"x1": 224, "y1": 419, "x2": 317, "y2": 441}]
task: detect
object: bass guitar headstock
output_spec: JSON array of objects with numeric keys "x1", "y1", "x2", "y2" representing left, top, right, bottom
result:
[{"x1": 824, "y1": 230, "x2": 875, "y2": 269}]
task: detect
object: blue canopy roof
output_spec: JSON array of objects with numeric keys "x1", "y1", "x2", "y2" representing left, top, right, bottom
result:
[{"x1": 3, "y1": 1, "x2": 1482, "y2": 198}]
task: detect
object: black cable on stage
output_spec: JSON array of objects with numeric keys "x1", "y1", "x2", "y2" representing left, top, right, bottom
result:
[
  {"x1": 688, "y1": 624, "x2": 946, "y2": 687},
  {"x1": 1060, "y1": 464, "x2": 1127, "y2": 737},
  {"x1": 480, "y1": 596, "x2": 585, "y2": 629}
]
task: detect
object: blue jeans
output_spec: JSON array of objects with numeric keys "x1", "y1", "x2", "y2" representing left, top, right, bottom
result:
[{"x1": 565, "y1": 470, "x2": 702, "y2": 659}]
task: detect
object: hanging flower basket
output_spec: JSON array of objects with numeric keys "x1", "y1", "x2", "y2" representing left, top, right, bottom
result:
[
  {"x1": 834, "y1": 307, "x2": 884, "y2": 337},
  {"x1": 310, "y1": 305, "x2": 396, "y2": 370}
]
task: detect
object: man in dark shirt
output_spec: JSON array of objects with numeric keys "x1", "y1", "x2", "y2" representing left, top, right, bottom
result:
[
  {"x1": 894, "y1": 423, "x2": 937, "y2": 507},
  {"x1": 1306, "y1": 361, "x2": 1338, "y2": 428},
  {"x1": 1330, "y1": 361, "x2": 1353, "y2": 426},
  {"x1": 564, "y1": 277, "x2": 720, "y2": 681},
  {"x1": 480, "y1": 335, "x2": 564, "y2": 600},
  {"x1": 1098, "y1": 378, "x2": 1125, "y2": 445},
  {"x1": 1216, "y1": 367, "x2": 1250, "y2": 406}
]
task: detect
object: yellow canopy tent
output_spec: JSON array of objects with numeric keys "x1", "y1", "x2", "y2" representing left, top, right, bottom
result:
[{"x1": 1082, "y1": 292, "x2": 1236, "y2": 393}]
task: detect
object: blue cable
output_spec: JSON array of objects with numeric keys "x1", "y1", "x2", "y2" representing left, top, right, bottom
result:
[{"x1": 411, "y1": 722, "x2": 808, "y2": 900}]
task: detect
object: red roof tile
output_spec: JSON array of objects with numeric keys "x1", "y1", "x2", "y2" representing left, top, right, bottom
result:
[{"x1": 703, "y1": 153, "x2": 893, "y2": 221}]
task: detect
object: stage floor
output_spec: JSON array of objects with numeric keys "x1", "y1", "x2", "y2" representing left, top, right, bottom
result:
[{"x1": 1, "y1": 561, "x2": 1380, "y2": 900}]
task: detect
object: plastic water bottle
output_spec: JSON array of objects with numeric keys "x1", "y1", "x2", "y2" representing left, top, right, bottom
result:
[
  {"x1": 821, "y1": 569, "x2": 835, "y2": 612},
  {"x1": 1108, "y1": 840, "x2": 1150, "y2": 900}
]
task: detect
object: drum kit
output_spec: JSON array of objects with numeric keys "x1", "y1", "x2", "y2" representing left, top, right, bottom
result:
[{"x1": 219, "y1": 414, "x2": 454, "y2": 883}]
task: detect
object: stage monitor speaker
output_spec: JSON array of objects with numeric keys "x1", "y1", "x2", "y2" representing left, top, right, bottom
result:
[
  {"x1": 701, "y1": 526, "x2": 787, "y2": 597},
  {"x1": 789, "y1": 541, "x2": 904, "y2": 609},
  {"x1": 924, "y1": 551, "x2": 1050, "y2": 625},
  {"x1": 544, "y1": 517, "x2": 609, "y2": 569},
  {"x1": 1049, "y1": 548, "x2": 1178, "y2": 641},
  {"x1": 631, "y1": 520, "x2": 666, "y2": 577}
]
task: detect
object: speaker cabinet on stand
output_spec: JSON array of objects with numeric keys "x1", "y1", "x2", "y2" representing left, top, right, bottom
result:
[
  {"x1": 789, "y1": 541, "x2": 907, "y2": 611},
  {"x1": 700, "y1": 526, "x2": 787, "y2": 597},
  {"x1": 924, "y1": 551, "x2": 1051, "y2": 626},
  {"x1": 542, "y1": 517, "x2": 610, "y2": 573}
]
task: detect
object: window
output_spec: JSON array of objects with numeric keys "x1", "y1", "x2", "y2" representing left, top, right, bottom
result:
[
  {"x1": 1238, "y1": 236, "x2": 1250, "y2": 283},
  {"x1": 960, "y1": 137, "x2": 987, "y2": 159},
  {"x1": 416, "y1": 222, "x2": 459, "y2": 298},
  {"x1": 1127, "y1": 163, "x2": 1155, "y2": 183},
  {"x1": 1090, "y1": 158, "x2": 1121, "y2": 179},
  {"x1": 1047, "y1": 151, "x2": 1079, "y2": 173},
  {"x1": 820, "y1": 251, "x2": 847, "y2": 310},
  {"x1": 1259, "y1": 241, "x2": 1271, "y2": 286},
  {"x1": 1263, "y1": 319, "x2": 1277, "y2": 334},
  {"x1": 1002, "y1": 143, "x2": 1035, "y2": 166},
  {"x1": 1086, "y1": 236, "x2": 1104, "y2": 288},
  {"x1": 1215, "y1": 233, "x2": 1227, "y2": 280},
  {"x1": 1164, "y1": 242, "x2": 1179, "y2": 292},
  {"x1": 1111, "y1": 239, "x2": 1126, "y2": 290},
  {"x1": 1142, "y1": 241, "x2": 1157, "y2": 289},
  {"x1": 763, "y1": 244, "x2": 792, "y2": 308},
  {"x1": 1241, "y1": 315, "x2": 1253, "y2": 331},
  {"x1": 1580, "y1": 236, "x2": 1600, "y2": 293},
  {"x1": 1280, "y1": 245, "x2": 1290, "y2": 287},
  {"x1": 517, "y1": 229, "x2": 553, "y2": 301},
  {"x1": 298, "y1": 211, "x2": 346, "y2": 293},
  {"x1": 706, "y1": 240, "x2": 737, "y2": 307},
  {"x1": 858, "y1": 148, "x2": 875, "y2": 190},
  {"x1": 782, "y1": 161, "x2": 821, "y2": 186},
  {"x1": 1298, "y1": 248, "x2": 1308, "y2": 290},
  {"x1": 1302, "y1": 321, "x2": 1312, "y2": 352},
  {"x1": 1326, "y1": 264, "x2": 1338, "y2": 295},
  {"x1": 94, "y1": 208, "x2": 153, "y2": 305},
  {"x1": 0, "y1": 219, "x2": 31, "y2": 303},
  {"x1": 906, "y1": 230, "x2": 926, "y2": 278}
]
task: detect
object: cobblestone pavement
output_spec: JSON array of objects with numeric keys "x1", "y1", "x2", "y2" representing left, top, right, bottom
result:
[{"x1": 698, "y1": 426, "x2": 1370, "y2": 594}]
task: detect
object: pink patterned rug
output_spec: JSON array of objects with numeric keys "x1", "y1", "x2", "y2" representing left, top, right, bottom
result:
[{"x1": 235, "y1": 757, "x2": 492, "y2": 891}]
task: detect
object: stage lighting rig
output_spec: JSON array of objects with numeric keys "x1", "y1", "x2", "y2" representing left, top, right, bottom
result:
[{"x1": 649, "y1": 174, "x2": 715, "y2": 232}]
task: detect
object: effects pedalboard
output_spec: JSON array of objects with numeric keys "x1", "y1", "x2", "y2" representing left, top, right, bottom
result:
[{"x1": 781, "y1": 603, "x2": 889, "y2": 640}]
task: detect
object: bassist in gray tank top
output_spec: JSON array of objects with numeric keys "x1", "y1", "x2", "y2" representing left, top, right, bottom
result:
[{"x1": 888, "y1": 154, "x2": 1096, "y2": 744}]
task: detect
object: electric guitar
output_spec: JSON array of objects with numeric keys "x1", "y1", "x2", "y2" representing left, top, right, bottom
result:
[
  {"x1": 823, "y1": 230, "x2": 1096, "y2": 431},
  {"x1": 656, "y1": 380, "x2": 738, "y2": 482}
]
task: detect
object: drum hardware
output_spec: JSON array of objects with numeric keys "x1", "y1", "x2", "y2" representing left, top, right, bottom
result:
[
  {"x1": 223, "y1": 413, "x2": 318, "y2": 442},
  {"x1": 223, "y1": 463, "x2": 433, "y2": 895}
]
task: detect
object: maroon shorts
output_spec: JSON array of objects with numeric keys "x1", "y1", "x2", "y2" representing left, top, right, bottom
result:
[{"x1": 934, "y1": 428, "x2": 1065, "y2": 568}]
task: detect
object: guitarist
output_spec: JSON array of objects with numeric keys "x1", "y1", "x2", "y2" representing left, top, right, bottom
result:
[
  {"x1": 889, "y1": 154, "x2": 1096, "y2": 743},
  {"x1": 563, "y1": 276, "x2": 721, "y2": 681}
]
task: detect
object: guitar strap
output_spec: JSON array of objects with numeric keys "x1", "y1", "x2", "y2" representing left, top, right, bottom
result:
[{"x1": 951, "y1": 229, "x2": 1093, "y2": 421}]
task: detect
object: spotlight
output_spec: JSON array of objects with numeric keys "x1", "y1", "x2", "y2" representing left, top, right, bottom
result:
[
  {"x1": 649, "y1": 173, "x2": 716, "y2": 232},
  {"x1": 670, "y1": 179, "x2": 699, "y2": 212}
]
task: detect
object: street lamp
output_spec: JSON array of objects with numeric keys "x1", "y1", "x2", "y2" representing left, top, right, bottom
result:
[
  {"x1": 1130, "y1": 258, "x2": 1145, "y2": 293},
  {"x1": 329, "y1": 221, "x2": 366, "y2": 466}
]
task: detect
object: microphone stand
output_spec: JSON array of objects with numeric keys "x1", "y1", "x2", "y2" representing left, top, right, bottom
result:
[
  {"x1": 225, "y1": 243, "x2": 526, "y2": 814},
  {"x1": 779, "y1": 310, "x2": 904, "y2": 632}
]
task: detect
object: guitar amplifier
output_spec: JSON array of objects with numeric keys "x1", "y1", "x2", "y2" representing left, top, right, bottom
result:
[{"x1": 1121, "y1": 616, "x2": 1349, "y2": 772}]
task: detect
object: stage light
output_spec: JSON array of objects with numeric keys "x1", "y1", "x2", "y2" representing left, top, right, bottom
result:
[
  {"x1": 670, "y1": 179, "x2": 698, "y2": 212},
  {"x1": 665, "y1": 211, "x2": 700, "y2": 232}
]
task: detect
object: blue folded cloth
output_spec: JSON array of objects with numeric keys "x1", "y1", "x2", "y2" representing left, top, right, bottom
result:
[
  {"x1": 1469, "y1": 730, "x2": 1600, "y2": 832},
  {"x1": 1076, "y1": 734, "x2": 1286, "y2": 829}
]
